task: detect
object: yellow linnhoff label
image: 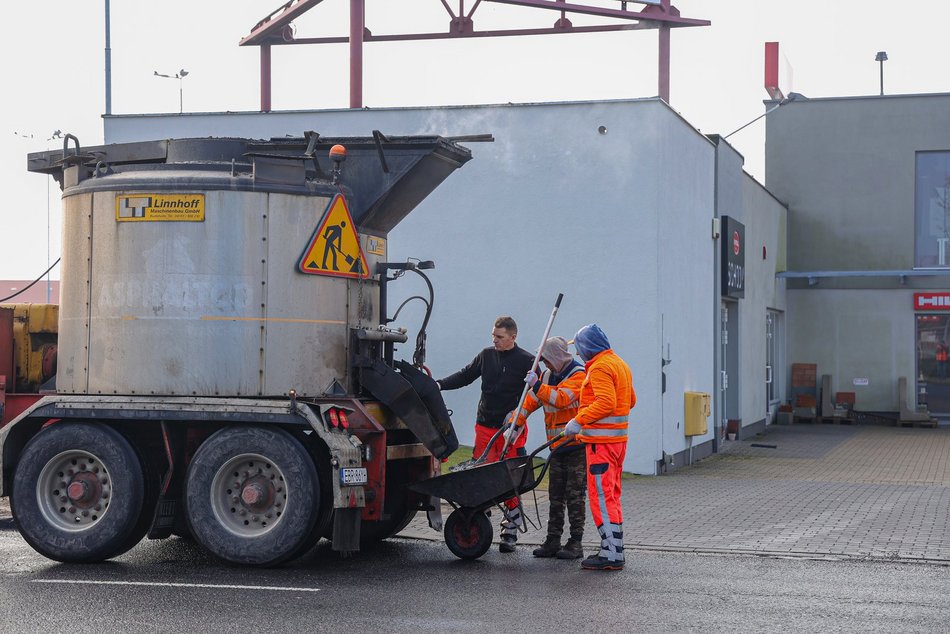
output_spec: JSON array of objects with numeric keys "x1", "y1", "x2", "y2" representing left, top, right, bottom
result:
[{"x1": 116, "y1": 194, "x2": 205, "y2": 222}]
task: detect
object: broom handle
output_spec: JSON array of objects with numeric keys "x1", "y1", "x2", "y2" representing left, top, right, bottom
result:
[{"x1": 500, "y1": 292, "x2": 564, "y2": 457}]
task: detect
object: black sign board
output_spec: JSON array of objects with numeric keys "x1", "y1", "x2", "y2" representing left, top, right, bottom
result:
[{"x1": 721, "y1": 216, "x2": 745, "y2": 299}]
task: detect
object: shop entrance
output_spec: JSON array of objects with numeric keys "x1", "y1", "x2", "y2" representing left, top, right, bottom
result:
[
  {"x1": 916, "y1": 314, "x2": 950, "y2": 416},
  {"x1": 766, "y1": 310, "x2": 783, "y2": 421},
  {"x1": 721, "y1": 301, "x2": 739, "y2": 438}
]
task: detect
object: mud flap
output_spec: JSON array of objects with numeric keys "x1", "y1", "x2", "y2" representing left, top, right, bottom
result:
[
  {"x1": 332, "y1": 508, "x2": 361, "y2": 553},
  {"x1": 426, "y1": 497, "x2": 444, "y2": 531},
  {"x1": 357, "y1": 358, "x2": 458, "y2": 460}
]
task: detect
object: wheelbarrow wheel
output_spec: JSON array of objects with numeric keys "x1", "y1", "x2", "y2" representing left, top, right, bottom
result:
[{"x1": 444, "y1": 508, "x2": 493, "y2": 560}]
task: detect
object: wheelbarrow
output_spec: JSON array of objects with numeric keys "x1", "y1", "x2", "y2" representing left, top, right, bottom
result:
[{"x1": 409, "y1": 431, "x2": 562, "y2": 560}]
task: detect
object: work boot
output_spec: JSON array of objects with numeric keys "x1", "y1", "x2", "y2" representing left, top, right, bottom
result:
[
  {"x1": 556, "y1": 537, "x2": 584, "y2": 560},
  {"x1": 499, "y1": 506, "x2": 523, "y2": 553},
  {"x1": 581, "y1": 553, "x2": 624, "y2": 571},
  {"x1": 532, "y1": 536, "x2": 561, "y2": 558}
]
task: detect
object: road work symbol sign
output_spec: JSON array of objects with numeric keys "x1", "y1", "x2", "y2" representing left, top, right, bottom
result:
[
  {"x1": 116, "y1": 194, "x2": 205, "y2": 222},
  {"x1": 298, "y1": 195, "x2": 369, "y2": 279}
]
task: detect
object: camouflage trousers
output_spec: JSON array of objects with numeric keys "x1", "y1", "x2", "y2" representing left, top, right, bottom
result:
[{"x1": 546, "y1": 447, "x2": 587, "y2": 540}]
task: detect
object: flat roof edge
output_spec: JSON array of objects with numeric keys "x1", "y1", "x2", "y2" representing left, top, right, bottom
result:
[{"x1": 103, "y1": 97, "x2": 664, "y2": 120}]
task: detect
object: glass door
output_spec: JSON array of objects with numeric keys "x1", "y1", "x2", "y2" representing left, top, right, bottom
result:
[
  {"x1": 916, "y1": 314, "x2": 950, "y2": 415},
  {"x1": 766, "y1": 311, "x2": 778, "y2": 412}
]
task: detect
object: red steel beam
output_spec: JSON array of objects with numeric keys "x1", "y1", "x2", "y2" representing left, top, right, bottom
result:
[
  {"x1": 485, "y1": 0, "x2": 709, "y2": 27},
  {"x1": 658, "y1": 22, "x2": 670, "y2": 102},
  {"x1": 350, "y1": 0, "x2": 363, "y2": 108},
  {"x1": 240, "y1": 0, "x2": 709, "y2": 109},
  {"x1": 260, "y1": 45, "x2": 272, "y2": 112},
  {"x1": 240, "y1": 0, "x2": 328, "y2": 46},
  {"x1": 275, "y1": 22, "x2": 653, "y2": 45}
]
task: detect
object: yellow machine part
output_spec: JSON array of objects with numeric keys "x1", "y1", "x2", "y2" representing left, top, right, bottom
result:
[
  {"x1": 684, "y1": 391, "x2": 711, "y2": 436},
  {"x1": 0, "y1": 303, "x2": 58, "y2": 392}
]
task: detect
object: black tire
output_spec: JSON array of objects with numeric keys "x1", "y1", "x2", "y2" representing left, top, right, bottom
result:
[
  {"x1": 444, "y1": 508, "x2": 493, "y2": 560},
  {"x1": 11, "y1": 422, "x2": 145, "y2": 563},
  {"x1": 185, "y1": 426, "x2": 319, "y2": 566}
]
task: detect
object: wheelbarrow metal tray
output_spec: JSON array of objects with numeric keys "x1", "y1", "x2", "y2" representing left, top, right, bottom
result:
[{"x1": 409, "y1": 456, "x2": 537, "y2": 508}]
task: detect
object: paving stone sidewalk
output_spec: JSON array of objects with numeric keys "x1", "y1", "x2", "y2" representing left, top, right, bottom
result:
[
  {"x1": 401, "y1": 424, "x2": 950, "y2": 563},
  {"x1": 2, "y1": 424, "x2": 948, "y2": 563}
]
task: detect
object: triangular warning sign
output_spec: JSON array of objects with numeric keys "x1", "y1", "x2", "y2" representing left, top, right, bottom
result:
[{"x1": 298, "y1": 194, "x2": 369, "y2": 278}]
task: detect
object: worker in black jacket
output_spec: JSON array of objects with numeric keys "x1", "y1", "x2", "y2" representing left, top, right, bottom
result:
[{"x1": 436, "y1": 315, "x2": 535, "y2": 553}]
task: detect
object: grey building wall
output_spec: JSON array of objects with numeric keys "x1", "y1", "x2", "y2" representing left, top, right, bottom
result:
[
  {"x1": 786, "y1": 289, "x2": 914, "y2": 411},
  {"x1": 711, "y1": 137, "x2": 788, "y2": 436},
  {"x1": 766, "y1": 93, "x2": 950, "y2": 273},
  {"x1": 104, "y1": 98, "x2": 783, "y2": 473},
  {"x1": 740, "y1": 172, "x2": 788, "y2": 428},
  {"x1": 766, "y1": 93, "x2": 950, "y2": 414}
]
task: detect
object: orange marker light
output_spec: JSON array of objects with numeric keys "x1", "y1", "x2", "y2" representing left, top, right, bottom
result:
[{"x1": 329, "y1": 144, "x2": 347, "y2": 162}]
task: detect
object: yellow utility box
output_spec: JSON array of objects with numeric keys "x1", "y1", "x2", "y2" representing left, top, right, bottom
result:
[{"x1": 684, "y1": 391, "x2": 710, "y2": 436}]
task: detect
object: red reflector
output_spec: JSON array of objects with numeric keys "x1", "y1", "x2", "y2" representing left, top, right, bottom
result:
[
  {"x1": 328, "y1": 409, "x2": 340, "y2": 428},
  {"x1": 338, "y1": 411, "x2": 350, "y2": 429}
]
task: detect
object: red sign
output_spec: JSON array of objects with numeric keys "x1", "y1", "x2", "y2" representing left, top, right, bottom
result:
[
  {"x1": 732, "y1": 231, "x2": 741, "y2": 256},
  {"x1": 914, "y1": 292, "x2": 950, "y2": 310}
]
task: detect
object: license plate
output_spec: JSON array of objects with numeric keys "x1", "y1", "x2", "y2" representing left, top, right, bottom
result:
[{"x1": 340, "y1": 467, "x2": 368, "y2": 486}]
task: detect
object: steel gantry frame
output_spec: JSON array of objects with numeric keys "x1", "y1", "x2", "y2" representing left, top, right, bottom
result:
[{"x1": 239, "y1": 0, "x2": 709, "y2": 111}]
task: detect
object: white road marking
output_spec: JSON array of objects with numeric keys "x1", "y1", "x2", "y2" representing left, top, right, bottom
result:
[{"x1": 30, "y1": 579, "x2": 320, "y2": 592}]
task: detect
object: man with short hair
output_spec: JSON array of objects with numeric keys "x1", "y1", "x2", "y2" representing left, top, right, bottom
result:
[
  {"x1": 564, "y1": 323, "x2": 636, "y2": 571},
  {"x1": 436, "y1": 315, "x2": 535, "y2": 553}
]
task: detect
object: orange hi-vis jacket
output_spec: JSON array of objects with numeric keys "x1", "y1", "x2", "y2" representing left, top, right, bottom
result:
[
  {"x1": 514, "y1": 364, "x2": 586, "y2": 450},
  {"x1": 575, "y1": 349, "x2": 636, "y2": 444}
]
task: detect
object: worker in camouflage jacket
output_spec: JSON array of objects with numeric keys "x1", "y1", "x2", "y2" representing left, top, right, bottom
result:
[{"x1": 511, "y1": 336, "x2": 587, "y2": 559}]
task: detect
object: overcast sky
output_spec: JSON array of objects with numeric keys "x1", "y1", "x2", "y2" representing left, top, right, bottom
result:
[{"x1": 2, "y1": 0, "x2": 948, "y2": 280}]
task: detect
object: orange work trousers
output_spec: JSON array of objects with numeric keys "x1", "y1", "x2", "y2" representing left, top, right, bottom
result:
[
  {"x1": 585, "y1": 441, "x2": 626, "y2": 527},
  {"x1": 473, "y1": 423, "x2": 527, "y2": 510}
]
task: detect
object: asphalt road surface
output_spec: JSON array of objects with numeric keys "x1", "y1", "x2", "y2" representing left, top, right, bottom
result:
[{"x1": 1, "y1": 527, "x2": 948, "y2": 633}]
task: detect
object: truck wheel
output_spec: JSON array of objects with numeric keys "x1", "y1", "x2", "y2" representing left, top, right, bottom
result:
[
  {"x1": 185, "y1": 426, "x2": 319, "y2": 566},
  {"x1": 444, "y1": 508, "x2": 492, "y2": 560},
  {"x1": 11, "y1": 422, "x2": 145, "y2": 563}
]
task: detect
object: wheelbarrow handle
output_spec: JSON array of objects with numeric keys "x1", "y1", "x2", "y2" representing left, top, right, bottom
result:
[
  {"x1": 471, "y1": 424, "x2": 508, "y2": 466},
  {"x1": 472, "y1": 428, "x2": 565, "y2": 469},
  {"x1": 520, "y1": 432, "x2": 568, "y2": 489},
  {"x1": 528, "y1": 432, "x2": 566, "y2": 461}
]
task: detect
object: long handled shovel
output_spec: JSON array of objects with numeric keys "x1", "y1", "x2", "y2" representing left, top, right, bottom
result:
[
  {"x1": 449, "y1": 293, "x2": 564, "y2": 472},
  {"x1": 497, "y1": 292, "x2": 564, "y2": 458}
]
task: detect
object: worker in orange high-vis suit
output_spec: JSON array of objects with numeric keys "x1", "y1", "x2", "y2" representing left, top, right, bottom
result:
[
  {"x1": 508, "y1": 336, "x2": 588, "y2": 559},
  {"x1": 564, "y1": 323, "x2": 636, "y2": 571}
]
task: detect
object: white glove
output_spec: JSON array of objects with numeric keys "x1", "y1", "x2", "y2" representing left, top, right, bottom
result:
[
  {"x1": 503, "y1": 423, "x2": 522, "y2": 444},
  {"x1": 564, "y1": 420, "x2": 582, "y2": 437},
  {"x1": 524, "y1": 370, "x2": 538, "y2": 387}
]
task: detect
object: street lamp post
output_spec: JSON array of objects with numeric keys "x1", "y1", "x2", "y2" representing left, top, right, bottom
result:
[
  {"x1": 875, "y1": 51, "x2": 888, "y2": 96},
  {"x1": 153, "y1": 69, "x2": 189, "y2": 113}
]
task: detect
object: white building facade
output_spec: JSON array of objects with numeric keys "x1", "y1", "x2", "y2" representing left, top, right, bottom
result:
[{"x1": 104, "y1": 98, "x2": 787, "y2": 474}]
